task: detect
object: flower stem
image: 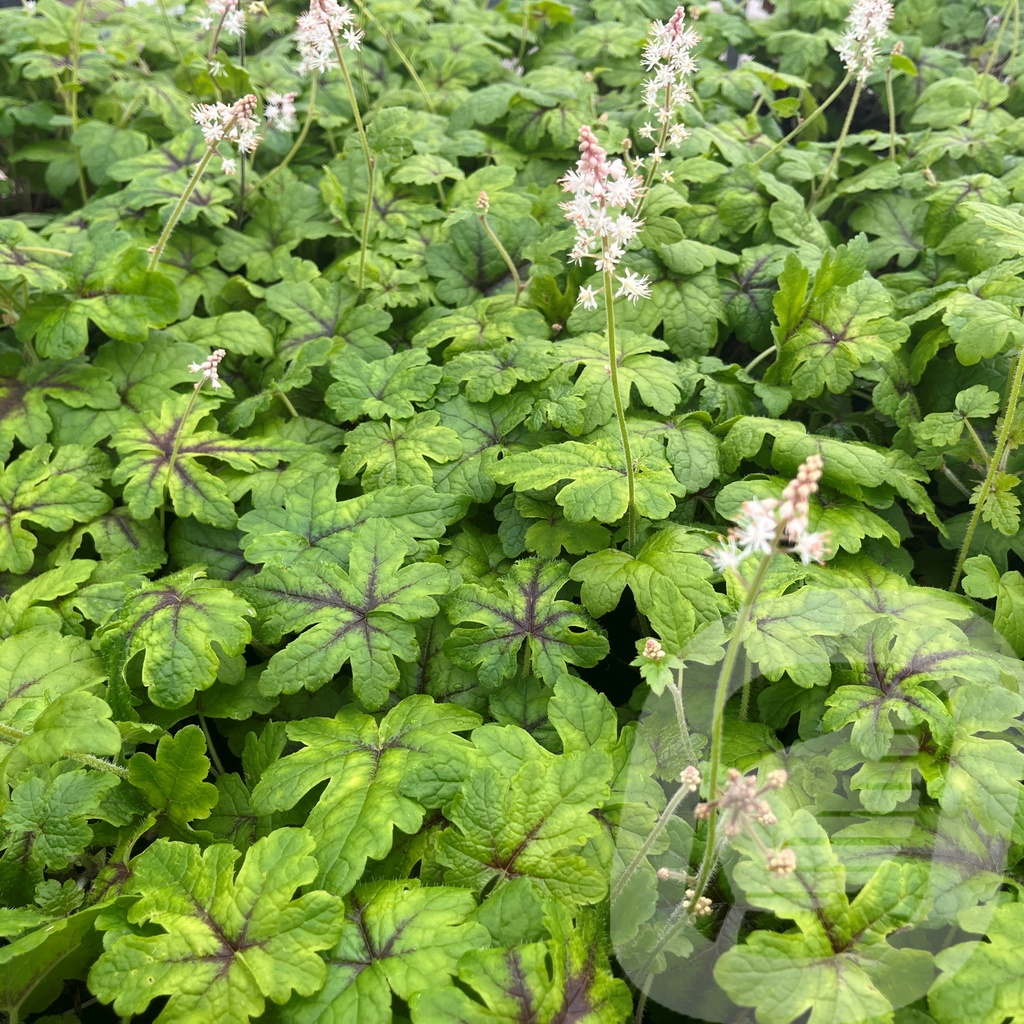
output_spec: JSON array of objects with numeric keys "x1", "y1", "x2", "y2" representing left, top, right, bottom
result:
[
  {"x1": 0, "y1": 722, "x2": 128, "y2": 778},
  {"x1": 333, "y1": 40, "x2": 374, "y2": 294},
  {"x1": 753, "y1": 73, "x2": 852, "y2": 167},
  {"x1": 479, "y1": 213, "x2": 523, "y2": 305},
  {"x1": 669, "y1": 674, "x2": 697, "y2": 767},
  {"x1": 743, "y1": 345, "x2": 777, "y2": 376},
  {"x1": 248, "y1": 74, "x2": 319, "y2": 200},
  {"x1": 809, "y1": 77, "x2": 863, "y2": 207},
  {"x1": 149, "y1": 146, "x2": 216, "y2": 272},
  {"x1": 603, "y1": 267, "x2": 636, "y2": 552},
  {"x1": 951, "y1": 346, "x2": 1024, "y2": 591},
  {"x1": 198, "y1": 714, "x2": 225, "y2": 776},
  {"x1": 685, "y1": 550, "x2": 775, "y2": 908},
  {"x1": 884, "y1": 66, "x2": 897, "y2": 161}
]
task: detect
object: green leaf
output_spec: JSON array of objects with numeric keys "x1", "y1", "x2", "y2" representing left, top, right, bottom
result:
[
  {"x1": 410, "y1": 901, "x2": 632, "y2": 1022},
  {"x1": 489, "y1": 434, "x2": 685, "y2": 524},
  {"x1": 89, "y1": 829, "x2": 345, "y2": 1022},
  {"x1": 716, "y1": 809, "x2": 934, "y2": 1024},
  {"x1": 0, "y1": 559, "x2": 96, "y2": 637},
  {"x1": 0, "y1": 769, "x2": 119, "y2": 901},
  {"x1": 281, "y1": 880, "x2": 488, "y2": 1023},
  {"x1": 339, "y1": 411, "x2": 463, "y2": 489},
  {"x1": 941, "y1": 292, "x2": 1024, "y2": 365},
  {"x1": 436, "y1": 730, "x2": 611, "y2": 904},
  {"x1": 445, "y1": 559, "x2": 608, "y2": 688},
  {"x1": 571, "y1": 525, "x2": 720, "y2": 651},
  {"x1": 111, "y1": 401, "x2": 303, "y2": 528},
  {"x1": 97, "y1": 569, "x2": 253, "y2": 708},
  {"x1": 127, "y1": 725, "x2": 219, "y2": 828},
  {"x1": 165, "y1": 311, "x2": 274, "y2": 358},
  {"x1": 15, "y1": 242, "x2": 179, "y2": 359},
  {"x1": 0, "y1": 445, "x2": 111, "y2": 573},
  {"x1": 443, "y1": 339, "x2": 560, "y2": 403},
  {"x1": 326, "y1": 348, "x2": 442, "y2": 422},
  {"x1": 246, "y1": 519, "x2": 449, "y2": 707},
  {"x1": 250, "y1": 697, "x2": 479, "y2": 894},
  {"x1": 977, "y1": 471, "x2": 1022, "y2": 536},
  {"x1": 238, "y1": 472, "x2": 466, "y2": 568},
  {"x1": 930, "y1": 903, "x2": 1024, "y2": 1024}
]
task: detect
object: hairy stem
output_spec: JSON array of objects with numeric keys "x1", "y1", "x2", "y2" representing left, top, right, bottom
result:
[
  {"x1": 669, "y1": 674, "x2": 697, "y2": 767},
  {"x1": 809, "y1": 77, "x2": 863, "y2": 207},
  {"x1": 198, "y1": 714, "x2": 226, "y2": 776},
  {"x1": 951, "y1": 347, "x2": 1024, "y2": 590},
  {"x1": 885, "y1": 66, "x2": 897, "y2": 160},
  {"x1": 148, "y1": 146, "x2": 217, "y2": 271},
  {"x1": 603, "y1": 267, "x2": 636, "y2": 552},
  {"x1": 479, "y1": 213, "x2": 523, "y2": 305},
  {"x1": 753, "y1": 73, "x2": 852, "y2": 167}
]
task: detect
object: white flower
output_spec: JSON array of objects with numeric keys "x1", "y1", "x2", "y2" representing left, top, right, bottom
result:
[
  {"x1": 614, "y1": 268, "x2": 652, "y2": 303},
  {"x1": 190, "y1": 94, "x2": 262, "y2": 154},
  {"x1": 639, "y1": 6, "x2": 701, "y2": 153},
  {"x1": 188, "y1": 349, "x2": 227, "y2": 390},
  {"x1": 223, "y1": 8, "x2": 247, "y2": 36},
  {"x1": 220, "y1": 157, "x2": 237, "y2": 176},
  {"x1": 576, "y1": 285, "x2": 599, "y2": 310},
  {"x1": 22, "y1": 0, "x2": 37, "y2": 12},
  {"x1": 836, "y1": 0, "x2": 894, "y2": 82},
  {"x1": 208, "y1": 59, "x2": 227, "y2": 78},
  {"x1": 706, "y1": 537, "x2": 747, "y2": 573},
  {"x1": 264, "y1": 91, "x2": 299, "y2": 132},
  {"x1": 296, "y1": 0, "x2": 360, "y2": 74}
]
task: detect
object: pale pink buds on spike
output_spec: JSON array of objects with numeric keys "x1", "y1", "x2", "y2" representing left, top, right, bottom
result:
[
  {"x1": 680, "y1": 765, "x2": 702, "y2": 793},
  {"x1": 705, "y1": 454, "x2": 831, "y2": 571},
  {"x1": 476, "y1": 191, "x2": 490, "y2": 212},
  {"x1": 560, "y1": 125, "x2": 649, "y2": 307},
  {"x1": 684, "y1": 889, "x2": 713, "y2": 916},
  {"x1": 836, "y1": 0, "x2": 894, "y2": 83},
  {"x1": 767, "y1": 848, "x2": 797, "y2": 875},
  {"x1": 189, "y1": 349, "x2": 226, "y2": 390},
  {"x1": 641, "y1": 6, "x2": 700, "y2": 147}
]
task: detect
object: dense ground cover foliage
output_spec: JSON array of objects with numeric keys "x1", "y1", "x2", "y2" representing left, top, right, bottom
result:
[{"x1": 2, "y1": 0, "x2": 1024, "y2": 1021}]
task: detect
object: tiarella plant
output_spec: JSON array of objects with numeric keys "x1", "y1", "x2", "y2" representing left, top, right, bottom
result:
[{"x1": 2, "y1": 1, "x2": 1024, "y2": 1023}]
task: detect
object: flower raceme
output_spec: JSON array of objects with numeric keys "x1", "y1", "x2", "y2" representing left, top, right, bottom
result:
[
  {"x1": 639, "y1": 6, "x2": 700, "y2": 145},
  {"x1": 707, "y1": 454, "x2": 831, "y2": 572},
  {"x1": 188, "y1": 349, "x2": 226, "y2": 390},
  {"x1": 836, "y1": 0, "x2": 895, "y2": 83},
  {"x1": 190, "y1": 94, "x2": 262, "y2": 155},
  {"x1": 296, "y1": 0, "x2": 363, "y2": 74},
  {"x1": 560, "y1": 125, "x2": 651, "y2": 309}
]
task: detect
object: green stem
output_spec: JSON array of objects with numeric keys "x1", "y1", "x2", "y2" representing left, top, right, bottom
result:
[
  {"x1": 885, "y1": 66, "x2": 897, "y2": 161},
  {"x1": 479, "y1": 213, "x2": 523, "y2": 305},
  {"x1": 603, "y1": 267, "x2": 636, "y2": 552},
  {"x1": 248, "y1": 74, "x2": 319, "y2": 200},
  {"x1": 333, "y1": 41, "x2": 374, "y2": 294},
  {"x1": 963, "y1": 419, "x2": 992, "y2": 467},
  {"x1": 148, "y1": 146, "x2": 217, "y2": 271},
  {"x1": 277, "y1": 390, "x2": 299, "y2": 417},
  {"x1": 198, "y1": 713, "x2": 225, "y2": 776},
  {"x1": 743, "y1": 345, "x2": 776, "y2": 376},
  {"x1": 518, "y1": 1, "x2": 532, "y2": 66},
  {"x1": 809, "y1": 77, "x2": 863, "y2": 207},
  {"x1": 669, "y1": 674, "x2": 697, "y2": 767},
  {"x1": 16, "y1": 245, "x2": 72, "y2": 257},
  {"x1": 753, "y1": 73, "x2": 852, "y2": 167},
  {"x1": 207, "y1": 6, "x2": 229, "y2": 61},
  {"x1": 983, "y1": 0, "x2": 1014, "y2": 77},
  {"x1": 685, "y1": 549, "x2": 776, "y2": 909},
  {"x1": 161, "y1": 385, "x2": 203, "y2": 532},
  {"x1": 0, "y1": 722, "x2": 129, "y2": 778},
  {"x1": 951, "y1": 347, "x2": 1024, "y2": 590},
  {"x1": 349, "y1": 0, "x2": 435, "y2": 112},
  {"x1": 611, "y1": 776, "x2": 695, "y2": 904}
]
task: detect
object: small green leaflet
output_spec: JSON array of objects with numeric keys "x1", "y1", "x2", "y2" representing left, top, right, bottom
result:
[
  {"x1": 127, "y1": 726, "x2": 219, "y2": 829},
  {"x1": 250, "y1": 697, "x2": 479, "y2": 894},
  {"x1": 245, "y1": 519, "x2": 449, "y2": 707},
  {"x1": 281, "y1": 880, "x2": 489, "y2": 1023},
  {"x1": 88, "y1": 829, "x2": 346, "y2": 1023},
  {"x1": 715, "y1": 809, "x2": 934, "y2": 1024},
  {"x1": 411, "y1": 901, "x2": 632, "y2": 1023},
  {"x1": 0, "y1": 444, "x2": 111, "y2": 573},
  {"x1": 444, "y1": 558, "x2": 608, "y2": 688},
  {"x1": 489, "y1": 434, "x2": 685, "y2": 523},
  {"x1": 97, "y1": 568, "x2": 253, "y2": 708}
]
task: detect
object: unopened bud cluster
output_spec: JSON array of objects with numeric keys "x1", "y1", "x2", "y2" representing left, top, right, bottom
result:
[
  {"x1": 706, "y1": 454, "x2": 831, "y2": 573},
  {"x1": 296, "y1": 0, "x2": 363, "y2": 74},
  {"x1": 836, "y1": 0, "x2": 895, "y2": 83},
  {"x1": 560, "y1": 125, "x2": 651, "y2": 310},
  {"x1": 191, "y1": 94, "x2": 262, "y2": 154},
  {"x1": 188, "y1": 349, "x2": 226, "y2": 390}
]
